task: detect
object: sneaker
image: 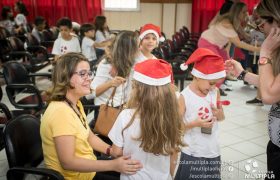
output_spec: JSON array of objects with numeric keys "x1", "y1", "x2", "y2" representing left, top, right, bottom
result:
[
  {"x1": 219, "y1": 89, "x2": 227, "y2": 96},
  {"x1": 246, "y1": 98, "x2": 263, "y2": 106},
  {"x1": 224, "y1": 80, "x2": 232, "y2": 87},
  {"x1": 220, "y1": 84, "x2": 233, "y2": 91}
]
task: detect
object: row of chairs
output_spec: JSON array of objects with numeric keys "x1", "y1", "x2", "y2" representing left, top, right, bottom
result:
[
  {"x1": 153, "y1": 26, "x2": 200, "y2": 90},
  {"x1": 0, "y1": 26, "x2": 56, "y2": 73},
  {"x1": 0, "y1": 61, "x2": 61, "y2": 179}
]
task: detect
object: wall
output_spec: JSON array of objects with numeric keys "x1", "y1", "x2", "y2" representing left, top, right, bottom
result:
[{"x1": 104, "y1": 3, "x2": 192, "y2": 39}]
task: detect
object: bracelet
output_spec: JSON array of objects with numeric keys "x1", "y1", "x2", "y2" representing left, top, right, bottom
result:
[
  {"x1": 106, "y1": 146, "x2": 111, "y2": 156},
  {"x1": 237, "y1": 70, "x2": 248, "y2": 81}
]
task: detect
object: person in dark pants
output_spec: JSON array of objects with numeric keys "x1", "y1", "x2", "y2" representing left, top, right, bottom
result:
[{"x1": 226, "y1": 1, "x2": 280, "y2": 178}]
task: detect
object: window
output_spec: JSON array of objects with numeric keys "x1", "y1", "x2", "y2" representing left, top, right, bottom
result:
[{"x1": 104, "y1": 0, "x2": 140, "y2": 11}]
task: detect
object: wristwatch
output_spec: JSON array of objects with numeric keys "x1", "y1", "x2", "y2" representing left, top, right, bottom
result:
[
  {"x1": 259, "y1": 57, "x2": 272, "y2": 65},
  {"x1": 237, "y1": 70, "x2": 248, "y2": 81}
]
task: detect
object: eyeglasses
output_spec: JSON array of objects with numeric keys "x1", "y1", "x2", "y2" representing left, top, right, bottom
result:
[
  {"x1": 74, "y1": 70, "x2": 93, "y2": 79},
  {"x1": 256, "y1": 16, "x2": 274, "y2": 31}
]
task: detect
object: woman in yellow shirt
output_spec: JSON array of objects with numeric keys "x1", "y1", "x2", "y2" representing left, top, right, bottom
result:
[{"x1": 40, "y1": 52, "x2": 142, "y2": 180}]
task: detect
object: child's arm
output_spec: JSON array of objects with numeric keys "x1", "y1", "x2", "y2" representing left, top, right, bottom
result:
[
  {"x1": 178, "y1": 95, "x2": 186, "y2": 117},
  {"x1": 211, "y1": 89, "x2": 225, "y2": 121},
  {"x1": 93, "y1": 40, "x2": 111, "y2": 48},
  {"x1": 185, "y1": 116, "x2": 214, "y2": 130}
]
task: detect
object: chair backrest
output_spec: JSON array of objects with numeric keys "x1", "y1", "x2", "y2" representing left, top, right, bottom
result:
[
  {"x1": 158, "y1": 45, "x2": 170, "y2": 60},
  {"x1": 0, "y1": 39, "x2": 12, "y2": 62},
  {"x1": 0, "y1": 26, "x2": 11, "y2": 40},
  {"x1": 0, "y1": 102, "x2": 13, "y2": 151},
  {"x1": 3, "y1": 61, "x2": 32, "y2": 85},
  {"x1": 4, "y1": 114, "x2": 43, "y2": 169},
  {"x1": 8, "y1": 37, "x2": 25, "y2": 51},
  {"x1": 25, "y1": 33, "x2": 40, "y2": 47},
  {"x1": 42, "y1": 30, "x2": 55, "y2": 41}
]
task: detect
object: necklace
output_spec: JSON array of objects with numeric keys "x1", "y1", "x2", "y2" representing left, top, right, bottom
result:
[{"x1": 65, "y1": 98, "x2": 87, "y2": 129}]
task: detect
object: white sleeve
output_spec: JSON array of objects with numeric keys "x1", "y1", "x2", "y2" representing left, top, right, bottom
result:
[
  {"x1": 83, "y1": 38, "x2": 94, "y2": 48},
  {"x1": 91, "y1": 60, "x2": 112, "y2": 90},
  {"x1": 108, "y1": 110, "x2": 126, "y2": 148},
  {"x1": 95, "y1": 30, "x2": 106, "y2": 43},
  {"x1": 52, "y1": 39, "x2": 61, "y2": 55},
  {"x1": 74, "y1": 37, "x2": 81, "y2": 52}
]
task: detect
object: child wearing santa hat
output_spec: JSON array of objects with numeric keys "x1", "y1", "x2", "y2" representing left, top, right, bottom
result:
[
  {"x1": 175, "y1": 48, "x2": 226, "y2": 180},
  {"x1": 136, "y1": 23, "x2": 165, "y2": 62},
  {"x1": 108, "y1": 59, "x2": 184, "y2": 180}
]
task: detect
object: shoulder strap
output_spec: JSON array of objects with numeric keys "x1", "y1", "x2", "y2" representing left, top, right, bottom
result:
[{"x1": 106, "y1": 87, "x2": 117, "y2": 107}]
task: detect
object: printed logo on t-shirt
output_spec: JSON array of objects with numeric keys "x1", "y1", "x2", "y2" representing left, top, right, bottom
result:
[
  {"x1": 198, "y1": 107, "x2": 209, "y2": 119},
  {"x1": 60, "y1": 46, "x2": 67, "y2": 54}
]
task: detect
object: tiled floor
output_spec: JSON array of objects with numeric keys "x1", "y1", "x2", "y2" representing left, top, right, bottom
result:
[{"x1": 0, "y1": 78, "x2": 270, "y2": 180}]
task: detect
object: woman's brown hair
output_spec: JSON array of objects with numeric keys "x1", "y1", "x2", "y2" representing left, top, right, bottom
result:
[
  {"x1": 111, "y1": 31, "x2": 139, "y2": 78},
  {"x1": 215, "y1": 2, "x2": 247, "y2": 31},
  {"x1": 256, "y1": 0, "x2": 280, "y2": 75},
  {"x1": 123, "y1": 81, "x2": 185, "y2": 155},
  {"x1": 47, "y1": 53, "x2": 89, "y2": 102}
]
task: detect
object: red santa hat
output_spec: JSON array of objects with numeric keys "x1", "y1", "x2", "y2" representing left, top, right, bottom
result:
[
  {"x1": 180, "y1": 48, "x2": 226, "y2": 80},
  {"x1": 139, "y1": 24, "x2": 165, "y2": 43},
  {"x1": 133, "y1": 59, "x2": 172, "y2": 86}
]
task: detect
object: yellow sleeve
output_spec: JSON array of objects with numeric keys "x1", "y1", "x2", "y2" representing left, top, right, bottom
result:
[{"x1": 49, "y1": 105, "x2": 78, "y2": 137}]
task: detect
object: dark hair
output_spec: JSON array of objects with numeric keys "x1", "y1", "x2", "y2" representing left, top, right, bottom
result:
[
  {"x1": 80, "y1": 23, "x2": 95, "y2": 36},
  {"x1": 256, "y1": 0, "x2": 280, "y2": 75},
  {"x1": 56, "y1": 17, "x2": 72, "y2": 29},
  {"x1": 219, "y1": 0, "x2": 234, "y2": 15},
  {"x1": 15, "y1": 1, "x2": 29, "y2": 16},
  {"x1": 94, "y1": 15, "x2": 107, "y2": 32},
  {"x1": 1, "y1": 6, "x2": 12, "y2": 20},
  {"x1": 34, "y1": 16, "x2": 45, "y2": 26}
]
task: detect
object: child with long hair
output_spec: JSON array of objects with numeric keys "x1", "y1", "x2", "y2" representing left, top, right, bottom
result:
[
  {"x1": 94, "y1": 15, "x2": 111, "y2": 60},
  {"x1": 175, "y1": 48, "x2": 226, "y2": 180},
  {"x1": 88, "y1": 31, "x2": 139, "y2": 128},
  {"x1": 108, "y1": 59, "x2": 185, "y2": 180},
  {"x1": 137, "y1": 23, "x2": 165, "y2": 61},
  {"x1": 91, "y1": 30, "x2": 138, "y2": 104}
]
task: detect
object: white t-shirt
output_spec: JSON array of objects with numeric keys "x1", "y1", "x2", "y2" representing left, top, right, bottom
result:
[
  {"x1": 95, "y1": 30, "x2": 110, "y2": 50},
  {"x1": 181, "y1": 86, "x2": 220, "y2": 158},
  {"x1": 51, "y1": 36, "x2": 81, "y2": 55},
  {"x1": 91, "y1": 59, "x2": 127, "y2": 106},
  {"x1": 31, "y1": 28, "x2": 42, "y2": 43},
  {"x1": 81, "y1": 36, "x2": 97, "y2": 61},
  {"x1": 108, "y1": 109, "x2": 172, "y2": 180}
]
